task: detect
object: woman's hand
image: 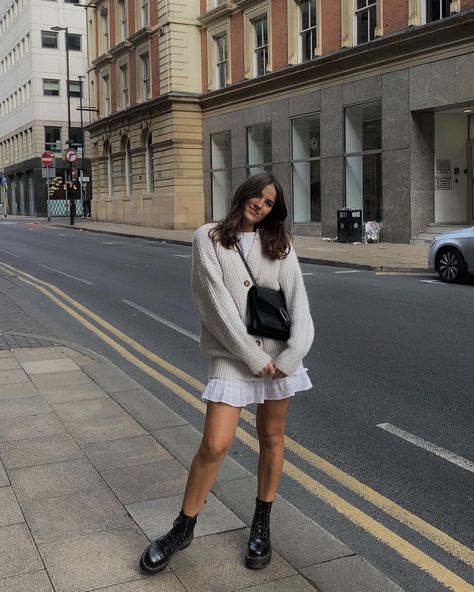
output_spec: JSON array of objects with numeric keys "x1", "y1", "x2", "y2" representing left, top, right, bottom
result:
[
  {"x1": 258, "y1": 362, "x2": 276, "y2": 377},
  {"x1": 272, "y1": 367, "x2": 287, "y2": 380}
]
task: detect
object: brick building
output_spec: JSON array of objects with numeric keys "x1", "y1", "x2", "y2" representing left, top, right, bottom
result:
[
  {"x1": 85, "y1": 0, "x2": 204, "y2": 228},
  {"x1": 200, "y1": 0, "x2": 474, "y2": 242},
  {"x1": 86, "y1": 1, "x2": 474, "y2": 240}
]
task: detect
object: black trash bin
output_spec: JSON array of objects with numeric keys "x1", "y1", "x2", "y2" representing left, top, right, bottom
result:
[{"x1": 337, "y1": 209, "x2": 363, "y2": 243}]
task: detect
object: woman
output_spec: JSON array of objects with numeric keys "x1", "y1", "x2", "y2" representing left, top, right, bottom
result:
[{"x1": 140, "y1": 173, "x2": 314, "y2": 573}]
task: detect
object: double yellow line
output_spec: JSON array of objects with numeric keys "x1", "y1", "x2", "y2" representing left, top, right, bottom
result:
[{"x1": 1, "y1": 259, "x2": 472, "y2": 592}]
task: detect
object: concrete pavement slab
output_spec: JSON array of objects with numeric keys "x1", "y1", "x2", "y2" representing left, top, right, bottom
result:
[
  {"x1": 12, "y1": 347, "x2": 76, "y2": 361},
  {"x1": 23, "y1": 488, "x2": 134, "y2": 544},
  {"x1": 213, "y1": 476, "x2": 352, "y2": 569},
  {"x1": 0, "y1": 523, "x2": 43, "y2": 579},
  {"x1": 100, "y1": 459, "x2": 188, "y2": 504},
  {"x1": 88, "y1": 575, "x2": 187, "y2": 591},
  {"x1": 0, "y1": 433, "x2": 84, "y2": 469},
  {"x1": 0, "y1": 369, "x2": 29, "y2": 385},
  {"x1": 0, "y1": 459, "x2": 7, "y2": 487},
  {"x1": 38, "y1": 527, "x2": 149, "y2": 592},
  {"x1": 51, "y1": 397, "x2": 126, "y2": 422},
  {"x1": 65, "y1": 414, "x2": 147, "y2": 444},
  {"x1": 170, "y1": 529, "x2": 296, "y2": 592},
  {"x1": 0, "y1": 395, "x2": 50, "y2": 418},
  {"x1": 126, "y1": 492, "x2": 245, "y2": 540},
  {"x1": 234, "y1": 574, "x2": 320, "y2": 591},
  {"x1": 30, "y1": 370, "x2": 94, "y2": 389},
  {"x1": 300, "y1": 555, "x2": 404, "y2": 592},
  {"x1": 0, "y1": 358, "x2": 21, "y2": 370},
  {"x1": 38, "y1": 382, "x2": 107, "y2": 403},
  {"x1": 83, "y1": 363, "x2": 142, "y2": 393},
  {"x1": 0, "y1": 571, "x2": 54, "y2": 592},
  {"x1": 0, "y1": 486, "x2": 24, "y2": 526},
  {"x1": 0, "y1": 413, "x2": 66, "y2": 442},
  {"x1": 151, "y1": 424, "x2": 252, "y2": 483},
  {"x1": 0, "y1": 381, "x2": 39, "y2": 400},
  {"x1": 8, "y1": 458, "x2": 106, "y2": 503},
  {"x1": 19, "y1": 359, "x2": 80, "y2": 374},
  {"x1": 0, "y1": 351, "x2": 14, "y2": 358},
  {"x1": 111, "y1": 388, "x2": 188, "y2": 430},
  {"x1": 82, "y1": 435, "x2": 172, "y2": 471}
]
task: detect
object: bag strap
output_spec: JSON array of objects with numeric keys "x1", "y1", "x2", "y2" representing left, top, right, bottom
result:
[{"x1": 235, "y1": 242, "x2": 258, "y2": 286}]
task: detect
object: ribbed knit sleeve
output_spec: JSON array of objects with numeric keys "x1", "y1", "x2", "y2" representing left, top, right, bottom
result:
[
  {"x1": 192, "y1": 227, "x2": 272, "y2": 376},
  {"x1": 273, "y1": 246, "x2": 314, "y2": 376}
]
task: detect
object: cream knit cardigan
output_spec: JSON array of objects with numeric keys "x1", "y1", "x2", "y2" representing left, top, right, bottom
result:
[{"x1": 192, "y1": 223, "x2": 314, "y2": 380}]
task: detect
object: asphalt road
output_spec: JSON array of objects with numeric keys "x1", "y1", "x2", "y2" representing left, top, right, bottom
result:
[{"x1": 0, "y1": 218, "x2": 473, "y2": 592}]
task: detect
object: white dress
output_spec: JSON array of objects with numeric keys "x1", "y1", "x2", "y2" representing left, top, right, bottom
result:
[{"x1": 201, "y1": 232, "x2": 313, "y2": 407}]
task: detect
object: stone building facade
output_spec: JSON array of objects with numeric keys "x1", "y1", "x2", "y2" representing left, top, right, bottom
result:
[
  {"x1": 200, "y1": 0, "x2": 474, "y2": 242},
  {"x1": 85, "y1": 0, "x2": 204, "y2": 229}
]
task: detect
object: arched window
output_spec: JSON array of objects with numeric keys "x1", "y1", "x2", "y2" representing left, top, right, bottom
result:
[
  {"x1": 145, "y1": 131, "x2": 154, "y2": 193},
  {"x1": 125, "y1": 138, "x2": 132, "y2": 194},
  {"x1": 107, "y1": 143, "x2": 114, "y2": 196}
]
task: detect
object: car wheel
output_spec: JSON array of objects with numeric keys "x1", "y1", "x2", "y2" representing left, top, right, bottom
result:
[{"x1": 436, "y1": 248, "x2": 466, "y2": 283}]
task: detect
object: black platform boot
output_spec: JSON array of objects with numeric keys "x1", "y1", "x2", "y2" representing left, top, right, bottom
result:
[
  {"x1": 245, "y1": 498, "x2": 273, "y2": 569},
  {"x1": 140, "y1": 510, "x2": 197, "y2": 574}
]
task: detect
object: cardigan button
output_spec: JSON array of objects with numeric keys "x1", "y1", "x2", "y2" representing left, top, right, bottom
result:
[
  {"x1": 255, "y1": 340, "x2": 261, "y2": 346},
  {"x1": 244, "y1": 280, "x2": 250, "y2": 287}
]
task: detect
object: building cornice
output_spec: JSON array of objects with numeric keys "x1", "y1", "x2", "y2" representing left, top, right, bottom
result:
[
  {"x1": 200, "y1": 10, "x2": 474, "y2": 112},
  {"x1": 85, "y1": 92, "x2": 201, "y2": 134},
  {"x1": 108, "y1": 40, "x2": 133, "y2": 58},
  {"x1": 128, "y1": 26, "x2": 153, "y2": 45},
  {"x1": 198, "y1": 2, "x2": 235, "y2": 26},
  {"x1": 92, "y1": 52, "x2": 113, "y2": 68}
]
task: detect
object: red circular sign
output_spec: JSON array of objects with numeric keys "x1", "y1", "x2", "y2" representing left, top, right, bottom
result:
[{"x1": 41, "y1": 152, "x2": 54, "y2": 167}]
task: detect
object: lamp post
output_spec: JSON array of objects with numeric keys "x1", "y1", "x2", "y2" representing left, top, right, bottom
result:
[
  {"x1": 77, "y1": 74, "x2": 87, "y2": 217},
  {"x1": 51, "y1": 25, "x2": 75, "y2": 226}
]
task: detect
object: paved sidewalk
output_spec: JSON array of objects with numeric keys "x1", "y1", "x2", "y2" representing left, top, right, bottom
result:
[
  {"x1": 0, "y1": 340, "x2": 405, "y2": 592},
  {"x1": 49, "y1": 219, "x2": 431, "y2": 273}
]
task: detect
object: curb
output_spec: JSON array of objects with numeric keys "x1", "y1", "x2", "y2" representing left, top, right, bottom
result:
[{"x1": 49, "y1": 223, "x2": 429, "y2": 274}]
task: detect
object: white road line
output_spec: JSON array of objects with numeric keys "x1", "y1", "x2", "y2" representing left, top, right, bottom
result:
[
  {"x1": 333, "y1": 270, "x2": 361, "y2": 274},
  {"x1": 173, "y1": 254, "x2": 191, "y2": 259},
  {"x1": 38, "y1": 264, "x2": 94, "y2": 285},
  {"x1": 0, "y1": 248, "x2": 20, "y2": 258},
  {"x1": 377, "y1": 423, "x2": 474, "y2": 473},
  {"x1": 376, "y1": 272, "x2": 433, "y2": 276},
  {"x1": 420, "y1": 280, "x2": 442, "y2": 284},
  {"x1": 302, "y1": 272, "x2": 314, "y2": 276},
  {"x1": 122, "y1": 299, "x2": 200, "y2": 342}
]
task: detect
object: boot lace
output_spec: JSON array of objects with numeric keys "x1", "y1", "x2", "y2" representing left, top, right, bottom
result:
[
  {"x1": 251, "y1": 506, "x2": 270, "y2": 538},
  {"x1": 158, "y1": 516, "x2": 192, "y2": 553}
]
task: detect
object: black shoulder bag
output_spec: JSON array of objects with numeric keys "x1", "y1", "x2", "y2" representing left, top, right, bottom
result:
[{"x1": 235, "y1": 242, "x2": 291, "y2": 342}]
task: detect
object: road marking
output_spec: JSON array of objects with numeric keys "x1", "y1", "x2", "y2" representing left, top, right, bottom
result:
[
  {"x1": 302, "y1": 272, "x2": 314, "y2": 276},
  {"x1": 173, "y1": 254, "x2": 191, "y2": 259},
  {"x1": 420, "y1": 279, "x2": 442, "y2": 284},
  {"x1": 376, "y1": 272, "x2": 433, "y2": 276},
  {"x1": 1, "y1": 259, "x2": 473, "y2": 587},
  {"x1": 333, "y1": 270, "x2": 361, "y2": 274},
  {"x1": 377, "y1": 423, "x2": 474, "y2": 474},
  {"x1": 103, "y1": 241, "x2": 125, "y2": 245},
  {"x1": 38, "y1": 264, "x2": 94, "y2": 285},
  {"x1": 0, "y1": 248, "x2": 20, "y2": 258},
  {"x1": 122, "y1": 300, "x2": 199, "y2": 342}
]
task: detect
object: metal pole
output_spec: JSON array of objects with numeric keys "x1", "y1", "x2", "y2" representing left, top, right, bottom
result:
[
  {"x1": 65, "y1": 27, "x2": 75, "y2": 226},
  {"x1": 78, "y1": 75, "x2": 86, "y2": 217},
  {"x1": 47, "y1": 168, "x2": 51, "y2": 222}
]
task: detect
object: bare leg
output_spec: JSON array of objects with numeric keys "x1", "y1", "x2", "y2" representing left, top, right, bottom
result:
[
  {"x1": 255, "y1": 398, "x2": 290, "y2": 502},
  {"x1": 182, "y1": 401, "x2": 242, "y2": 517}
]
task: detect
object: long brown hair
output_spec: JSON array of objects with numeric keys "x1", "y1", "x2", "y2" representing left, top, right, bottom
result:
[{"x1": 209, "y1": 173, "x2": 291, "y2": 259}]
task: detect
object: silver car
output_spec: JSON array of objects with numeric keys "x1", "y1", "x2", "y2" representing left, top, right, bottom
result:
[{"x1": 428, "y1": 226, "x2": 474, "y2": 283}]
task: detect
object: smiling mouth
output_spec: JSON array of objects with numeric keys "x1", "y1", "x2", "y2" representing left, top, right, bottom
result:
[{"x1": 248, "y1": 206, "x2": 260, "y2": 217}]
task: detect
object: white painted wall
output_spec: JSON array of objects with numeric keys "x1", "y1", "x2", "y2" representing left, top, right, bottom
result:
[{"x1": 434, "y1": 112, "x2": 469, "y2": 223}]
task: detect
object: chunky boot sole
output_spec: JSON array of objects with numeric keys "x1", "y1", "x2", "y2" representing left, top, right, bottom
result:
[
  {"x1": 139, "y1": 536, "x2": 193, "y2": 574},
  {"x1": 245, "y1": 548, "x2": 272, "y2": 569}
]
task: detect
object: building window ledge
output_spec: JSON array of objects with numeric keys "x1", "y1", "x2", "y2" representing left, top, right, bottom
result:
[
  {"x1": 128, "y1": 26, "x2": 152, "y2": 45},
  {"x1": 199, "y1": 2, "x2": 235, "y2": 26},
  {"x1": 109, "y1": 40, "x2": 133, "y2": 58},
  {"x1": 92, "y1": 52, "x2": 113, "y2": 68}
]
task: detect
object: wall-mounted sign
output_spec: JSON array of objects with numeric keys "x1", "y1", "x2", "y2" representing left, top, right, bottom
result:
[
  {"x1": 435, "y1": 176, "x2": 452, "y2": 190},
  {"x1": 436, "y1": 159, "x2": 451, "y2": 175}
]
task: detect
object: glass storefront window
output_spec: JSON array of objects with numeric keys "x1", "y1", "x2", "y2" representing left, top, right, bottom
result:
[
  {"x1": 345, "y1": 101, "x2": 382, "y2": 221},
  {"x1": 211, "y1": 132, "x2": 232, "y2": 221},
  {"x1": 247, "y1": 123, "x2": 272, "y2": 176},
  {"x1": 291, "y1": 114, "x2": 321, "y2": 222}
]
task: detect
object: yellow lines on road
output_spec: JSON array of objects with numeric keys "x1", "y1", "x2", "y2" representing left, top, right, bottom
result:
[{"x1": 2, "y1": 259, "x2": 473, "y2": 591}]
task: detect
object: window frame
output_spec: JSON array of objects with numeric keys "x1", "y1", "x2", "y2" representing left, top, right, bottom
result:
[
  {"x1": 243, "y1": 1, "x2": 271, "y2": 79},
  {"x1": 246, "y1": 122, "x2": 272, "y2": 176},
  {"x1": 43, "y1": 78, "x2": 60, "y2": 96},
  {"x1": 354, "y1": 0, "x2": 377, "y2": 45},
  {"x1": 41, "y1": 30, "x2": 58, "y2": 49},
  {"x1": 215, "y1": 33, "x2": 228, "y2": 90},
  {"x1": 253, "y1": 15, "x2": 268, "y2": 77},
  {"x1": 299, "y1": 0, "x2": 318, "y2": 62},
  {"x1": 66, "y1": 32, "x2": 82, "y2": 51},
  {"x1": 210, "y1": 131, "x2": 232, "y2": 221}
]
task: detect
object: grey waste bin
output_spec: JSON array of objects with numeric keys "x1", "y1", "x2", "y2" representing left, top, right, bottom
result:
[{"x1": 337, "y1": 209, "x2": 363, "y2": 243}]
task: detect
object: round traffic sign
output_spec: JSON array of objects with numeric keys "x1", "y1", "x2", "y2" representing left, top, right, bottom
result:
[
  {"x1": 41, "y1": 151, "x2": 54, "y2": 167},
  {"x1": 65, "y1": 148, "x2": 78, "y2": 163}
]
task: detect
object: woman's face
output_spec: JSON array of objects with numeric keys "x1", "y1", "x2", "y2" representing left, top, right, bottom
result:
[{"x1": 241, "y1": 183, "x2": 277, "y2": 231}]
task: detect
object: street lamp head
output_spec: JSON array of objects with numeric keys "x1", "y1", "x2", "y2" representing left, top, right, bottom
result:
[{"x1": 51, "y1": 26, "x2": 67, "y2": 32}]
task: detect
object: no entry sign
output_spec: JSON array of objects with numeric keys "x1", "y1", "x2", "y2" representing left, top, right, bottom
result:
[{"x1": 41, "y1": 152, "x2": 54, "y2": 167}]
